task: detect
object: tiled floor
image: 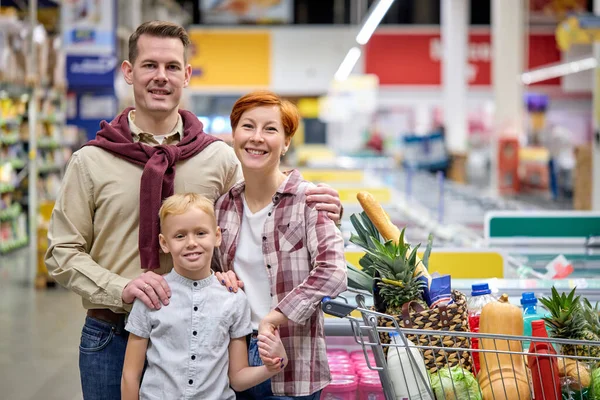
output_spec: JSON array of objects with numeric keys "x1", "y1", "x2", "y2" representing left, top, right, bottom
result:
[{"x1": 0, "y1": 248, "x2": 85, "y2": 400}]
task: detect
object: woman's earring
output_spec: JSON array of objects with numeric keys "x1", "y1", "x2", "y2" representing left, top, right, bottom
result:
[{"x1": 281, "y1": 151, "x2": 286, "y2": 157}]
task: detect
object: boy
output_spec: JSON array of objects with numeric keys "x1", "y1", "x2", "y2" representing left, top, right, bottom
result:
[{"x1": 121, "y1": 193, "x2": 287, "y2": 400}]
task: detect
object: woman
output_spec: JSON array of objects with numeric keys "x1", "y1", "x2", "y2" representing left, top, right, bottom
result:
[{"x1": 214, "y1": 90, "x2": 347, "y2": 399}]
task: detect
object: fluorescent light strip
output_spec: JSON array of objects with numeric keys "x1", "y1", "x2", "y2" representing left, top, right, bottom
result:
[
  {"x1": 356, "y1": 0, "x2": 395, "y2": 45},
  {"x1": 521, "y1": 57, "x2": 597, "y2": 84},
  {"x1": 334, "y1": 47, "x2": 362, "y2": 81}
]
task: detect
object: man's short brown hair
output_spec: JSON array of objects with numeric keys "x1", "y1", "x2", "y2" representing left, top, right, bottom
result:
[{"x1": 128, "y1": 20, "x2": 190, "y2": 65}]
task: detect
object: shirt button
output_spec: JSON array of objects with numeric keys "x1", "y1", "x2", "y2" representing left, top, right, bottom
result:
[
  {"x1": 266, "y1": 264, "x2": 271, "y2": 269},
  {"x1": 268, "y1": 212, "x2": 272, "y2": 216},
  {"x1": 194, "y1": 306, "x2": 198, "y2": 311},
  {"x1": 191, "y1": 355, "x2": 196, "y2": 360},
  {"x1": 193, "y1": 331, "x2": 197, "y2": 336},
  {"x1": 189, "y1": 379, "x2": 193, "y2": 385},
  {"x1": 193, "y1": 282, "x2": 198, "y2": 287},
  {"x1": 262, "y1": 236, "x2": 266, "y2": 241}
]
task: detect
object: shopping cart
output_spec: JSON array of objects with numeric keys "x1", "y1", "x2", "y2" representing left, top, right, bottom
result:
[{"x1": 322, "y1": 294, "x2": 600, "y2": 400}]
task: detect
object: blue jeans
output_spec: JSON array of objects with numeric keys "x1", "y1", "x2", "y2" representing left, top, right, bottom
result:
[
  {"x1": 79, "y1": 316, "x2": 129, "y2": 400},
  {"x1": 235, "y1": 336, "x2": 322, "y2": 400}
]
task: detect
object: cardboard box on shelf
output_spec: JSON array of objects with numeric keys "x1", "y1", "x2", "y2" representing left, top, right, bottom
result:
[
  {"x1": 574, "y1": 145, "x2": 591, "y2": 210},
  {"x1": 498, "y1": 137, "x2": 520, "y2": 194}
]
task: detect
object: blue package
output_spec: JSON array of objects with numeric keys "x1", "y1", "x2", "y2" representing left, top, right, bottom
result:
[{"x1": 422, "y1": 273, "x2": 453, "y2": 308}]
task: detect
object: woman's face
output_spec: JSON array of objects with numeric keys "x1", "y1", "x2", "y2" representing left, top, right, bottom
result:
[{"x1": 232, "y1": 105, "x2": 290, "y2": 174}]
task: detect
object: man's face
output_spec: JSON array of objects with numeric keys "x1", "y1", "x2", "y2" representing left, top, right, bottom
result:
[{"x1": 121, "y1": 34, "x2": 191, "y2": 116}]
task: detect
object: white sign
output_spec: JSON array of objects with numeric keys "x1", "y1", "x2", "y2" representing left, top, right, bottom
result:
[{"x1": 61, "y1": 0, "x2": 116, "y2": 55}]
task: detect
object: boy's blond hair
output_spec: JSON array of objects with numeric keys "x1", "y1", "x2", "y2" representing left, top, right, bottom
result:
[{"x1": 159, "y1": 193, "x2": 217, "y2": 230}]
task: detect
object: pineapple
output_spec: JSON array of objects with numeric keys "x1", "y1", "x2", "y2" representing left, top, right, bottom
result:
[
  {"x1": 581, "y1": 298, "x2": 600, "y2": 337},
  {"x1": 349, "y1": 211, "x2": 428, "y2": 313},
  {"x1": 539, "y1": 287, "x2": 600, "y2": 359}
]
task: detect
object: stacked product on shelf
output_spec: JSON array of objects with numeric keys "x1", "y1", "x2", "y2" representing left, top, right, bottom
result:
[
  {"x1": 0, "y1": 85, "x2": 30, "y2": 253},
  {"x1": 322, "y1": 349, "x2": 384, "y2": 399},
  {"x1": 0, "y1": 8, "x2": 71, "y2": 260}
]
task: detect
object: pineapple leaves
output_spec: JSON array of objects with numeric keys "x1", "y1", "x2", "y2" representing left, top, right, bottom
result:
[
  {"x1": 422, "y1": 233, "x2": 433, "y2": 269},
  {"x1": 349, "y1": 211, "x2": 428, "y2": 308},
  {"x1": 346, "y1": 263, "x2": 374, "y2": 292}
]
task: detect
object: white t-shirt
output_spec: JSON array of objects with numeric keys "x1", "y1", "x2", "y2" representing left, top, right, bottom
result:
[{"x1": 233, "y1": 195, "x2": 273, "y2": 329}]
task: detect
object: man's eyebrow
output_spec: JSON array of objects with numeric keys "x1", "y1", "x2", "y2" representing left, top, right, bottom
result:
[{"x1": 139, "y1": 59, "x2": 183, "y2": 66}]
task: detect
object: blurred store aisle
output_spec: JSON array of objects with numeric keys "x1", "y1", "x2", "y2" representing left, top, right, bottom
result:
[{"x1": 0, "y1": 249, "x2": 83, "y2": 400}]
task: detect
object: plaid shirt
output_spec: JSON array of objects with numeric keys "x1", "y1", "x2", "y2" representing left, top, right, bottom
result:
[{"x1": 215, "y1": 169, "x2": 347, "y2": 396}]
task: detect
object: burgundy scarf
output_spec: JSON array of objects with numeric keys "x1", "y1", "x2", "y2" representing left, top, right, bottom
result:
[{"x1": 86, "y1": 107, "x2": 219, "y2": 270}]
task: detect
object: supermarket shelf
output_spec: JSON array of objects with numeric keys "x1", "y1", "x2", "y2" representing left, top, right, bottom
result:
[
  {"x1": 0, "y1": 236, "x2": 28, "y2": 254},
  {"x1": 0, "y1": 204, "x2": 22, "y2": 222},
  {"x1": 0, "y1": 183, "x2": 15, "y2": 194},
  {"x1": 0, "y1": 133, "x2": 19, "y2": 145}
]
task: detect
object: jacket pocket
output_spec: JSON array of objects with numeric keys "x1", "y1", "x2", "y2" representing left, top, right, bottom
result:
[{"x1": 278, "y1": 221, "x2": 304, "y2": 252}]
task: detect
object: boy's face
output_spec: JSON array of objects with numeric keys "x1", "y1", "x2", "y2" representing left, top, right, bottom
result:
[{"x1": 159, "y1": 207, "x2": 221, "y2": 280}]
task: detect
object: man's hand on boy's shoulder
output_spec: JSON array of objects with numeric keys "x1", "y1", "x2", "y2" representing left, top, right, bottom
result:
[
  {"x1": 306, "y1": 183, "x2": 343, "y2": 224},
  {"x1": 215, "y1": 270, "x2": 244, "y2": 293},
  {"x1": 122, "y1": 271, "x2": 171, "y2": 310}
]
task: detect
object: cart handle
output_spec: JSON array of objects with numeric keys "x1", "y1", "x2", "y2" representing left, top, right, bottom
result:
[{"x1": 322, "y1": 297, "x2": 357, "y2": 318}]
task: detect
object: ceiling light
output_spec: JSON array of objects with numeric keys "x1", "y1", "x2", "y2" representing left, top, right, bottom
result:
[
  {"x1": 356, "y1": 0, "x2": 395, "y2": 45},
  {"x1": 334, "y1": 47, "x2": 362, "y2": 81}
]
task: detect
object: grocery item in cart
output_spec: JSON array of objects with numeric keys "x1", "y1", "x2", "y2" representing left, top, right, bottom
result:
[
  {"x1": 521, "y1": 292, "x2": 548, "y2": 351},
  {"x1": 539, "y1": 288, "x2": 600, "y2": 359},
  {"x1": 528, "y1": 320, "x2": 561, "y2": 400},
  {"x1": 429, "y1": 365, "x2": 481, "y2": 400},
  {"x1": 467, "y1": 283, "x2": 497, "y2": 374},
  {"x1": 477, "y1": 294, "x2": 530, "y2": 400},
  {"x1": 558, "y1": 358, "x2": 591, "y2": 391},
  {"x1": 348, "y1": 206, "x2": 472, "y2": 373},
  {"x1": 355, "y1": 191, "x2": 432, "y2": 286},
  {"x1": 386, "y1": 331, "x2": 433, "y2": 400}
]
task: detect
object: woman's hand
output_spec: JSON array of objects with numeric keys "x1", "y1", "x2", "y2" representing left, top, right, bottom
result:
[
  {"x1": 258, "y1": 310, "x2": 289, "y2": 369},
  {"x1": 215, "y1": 270, "x2": 244, "y2": 293},
  {"x1": 257, "y1": 330, "x2": 288, "y2": 372}
]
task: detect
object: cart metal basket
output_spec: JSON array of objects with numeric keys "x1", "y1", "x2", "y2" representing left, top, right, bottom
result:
[{"x1": 323, "y1": 294, "x2": 600, "y2": 400}]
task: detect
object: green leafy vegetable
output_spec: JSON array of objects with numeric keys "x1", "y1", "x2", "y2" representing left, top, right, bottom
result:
[{"x1": 429, "y1": 365, "x2": 482, "y2": 400}]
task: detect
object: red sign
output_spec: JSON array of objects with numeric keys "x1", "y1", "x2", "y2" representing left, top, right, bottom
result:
[{"x1": 365, "y1": 31, "x2": 561, "y2": 86}]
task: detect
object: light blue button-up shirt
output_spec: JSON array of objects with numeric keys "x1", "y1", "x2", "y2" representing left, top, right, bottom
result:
[{"x1": 126, "y1": 270, "x2": 252, "y2": 399}]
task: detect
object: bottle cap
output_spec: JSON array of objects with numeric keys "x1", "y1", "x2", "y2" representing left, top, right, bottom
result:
[
  {"x1": 531, "y1": 320, "x2": 549, "y2": 338},
  {"x1": 531, "y1": 320, "x2": 545, "y2": 329},
  {"x1": 521, "y1": 292, "x2": 538, "y2": 306},
  {"x1": 471, "y1": 283, "x2": 491, "y2": 296}
]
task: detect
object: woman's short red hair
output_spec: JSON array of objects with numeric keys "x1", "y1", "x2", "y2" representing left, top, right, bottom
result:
[{"x1": 230, "y1": 90, "x2": 300, "y2": 138}]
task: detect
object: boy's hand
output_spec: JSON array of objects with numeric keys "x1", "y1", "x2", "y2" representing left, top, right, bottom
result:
[{"x1": 257, "y1": 330, "x2": 287, "y2": 372}]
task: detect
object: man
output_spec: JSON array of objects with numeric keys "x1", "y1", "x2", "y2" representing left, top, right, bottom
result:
[{"x1": 45, "y1": 21, "x2": 342, "y2": 399}]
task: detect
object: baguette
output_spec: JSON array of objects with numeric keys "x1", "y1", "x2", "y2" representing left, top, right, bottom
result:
[{"x1": 357, "y1": 191, "x2": 431, "y2": 283}]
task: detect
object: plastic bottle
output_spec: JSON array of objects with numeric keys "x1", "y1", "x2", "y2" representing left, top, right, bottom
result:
[
  {"x1": 386, "y1": 331, "x2": 432, "y2": 400},
  {"x1": 521, "y1": 292, "x2": 544, "y2": 350},
  {"x1": 467, "y1": 283, "x2": 497, "y2": 374},
  {"x1": 528, "y1": 320, "x2": 561, "y2": 400}
]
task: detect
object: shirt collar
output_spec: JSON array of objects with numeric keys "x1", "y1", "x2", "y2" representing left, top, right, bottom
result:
[
  {"x1": 128, "y1": 109, "x2": 183, "y2": 145},
  {"x1": 170, "y1": 268, "x2": 215, "y2": 289},
  {"x1": 229, "y1": 169, "x2": 303, "y2": 201}
]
